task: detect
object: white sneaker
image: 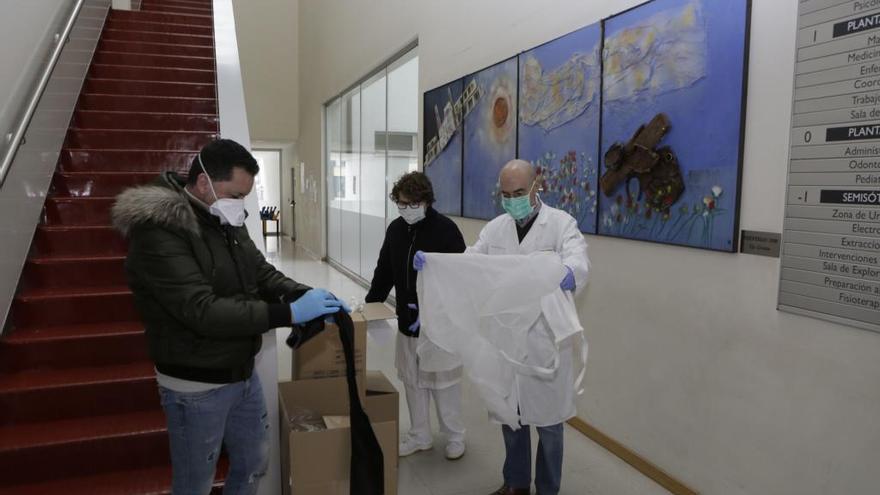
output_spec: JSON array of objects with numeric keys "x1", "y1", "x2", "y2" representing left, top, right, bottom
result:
[
  {"x1": 399, "y1": 435, "x2": 432, "y2": 457},
  {"x1": 444, "y1": 440, "x2": 466, "y2": 460}
]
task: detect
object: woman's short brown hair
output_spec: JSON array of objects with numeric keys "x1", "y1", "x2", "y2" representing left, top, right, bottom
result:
[{"x1": 390, "y1": 172, "x2": 435, "y2": 205}]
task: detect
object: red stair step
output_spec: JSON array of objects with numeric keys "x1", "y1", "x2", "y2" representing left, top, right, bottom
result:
[
  {"x1": 112, "y1": 9, "x2": 213, "y2": 27},
  {"x1": 73, "y1": 110, "x2": 218, "y2": 132},
  {"x1": 31, "y1": 226, "x2": 127, "y2": 257},
  {"x1": 21, "y1": 254, "x2": 127, "y2": 290},
  {"x1": 51, "y1": 171, "x2": 160, "y2": 197},
  {"x1": 143, "y1": 0, "x2": 214, "y2": 9},
  {"x1": 105, "y1": 18, "x2": 212, "y2": 38},
  {"x1": 12, "y1": 286, "x2": 136, "y2": 327},
  {"x1": 98, "y1": 39, "x2": 214, "y2": 58},
  {"x1": 60, "y1": 149, "x2": 197, "y2": 173},
  {"x1": 142, "y1": 0, "x2": 215, "y2": 8},
  {"x1": 0, "y1": 361, "x2": 157, "y2": 425},
  {"x1": 142, "y1": 0, "x2": 215, "y2": 9},
  {"x1": 0, "y1": 322, "x2": 146, "y2": 372},
  {"x1": 0, "y1": 410, "x2": 168, "y2": 485},
  {"x1": 78, "y1": 93, "x2": 217, "y2": 113},
  {"x1": 84, "y1": 78, "x2": 215, "y2": 98},
  {"x1": 42, "y1": 197, "x2": 115, "y2": 226},
  {"x1": 145, "y1": 0, "x2": 214, "y2": 4},
  {"x1": 144, "y1": 0, "x2": 212, "y2": 5},
  {"x1": 100, "y1": 28, "x2": 213, "y2": 47},
  {"x1": 142, "y1": 3, "x2": 213, "y2": 16},
  {"x1": 66, "y1": 129, "x2": 217, "y2": 151},
  {"x1": 0, "y1": 460, "x2": 227, "y2": 495},
  {"x1": 149, "y1": 0, "x2": 215, "y2": 4},
  {"x1": 21, "y1": 254, "x2": 127, "y2": 291},
  {"x1": 89, "y1": 64, "x2": 215, "y2": 84},
  {"x1": 93, "y1": 50, "x2": 214, "y2": 70}
]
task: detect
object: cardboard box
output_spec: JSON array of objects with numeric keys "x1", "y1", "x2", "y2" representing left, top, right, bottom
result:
[
  {"x1": 292, "y1": 313, "x2": 366, "y2": 380},
  {"x1": 359, "y1": 301, "x2": 396, "y2": 323},
  {"x1": 279, "y1": 371, "x2": 399, "y2": 495},
  {"x1": 292, "y1": 302, "x2": 396, "y2": 380}
]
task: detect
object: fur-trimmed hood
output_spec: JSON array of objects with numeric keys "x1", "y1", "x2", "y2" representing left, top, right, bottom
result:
[{"x1": 111, "y1": 173, "x2": 201, "y2": 237}]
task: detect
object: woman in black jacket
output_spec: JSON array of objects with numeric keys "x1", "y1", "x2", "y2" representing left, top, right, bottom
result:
[{"x1": 365, "y1": 172, "x2": 468, "y2": 460}]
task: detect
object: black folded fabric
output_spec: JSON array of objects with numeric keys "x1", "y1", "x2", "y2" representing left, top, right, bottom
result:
[
  {"x1": 285, "y1": 311, "x2": 384, "y2": 494},
  {"x1": 285, "y1": 318, "x2": 325, "y2": 349},
  {"x1": 332, "y1": 309, "x2": 384, "y2": 495}
]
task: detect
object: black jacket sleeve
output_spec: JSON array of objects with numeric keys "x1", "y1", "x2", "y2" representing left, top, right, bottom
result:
[
  {"x1": 241, "y1": 233, "x2": 311, "y2": 303},
  {"x1": 126, "y1": 225, "x2": 290, "y2": 337},
  {"x1": 365, "y1": 229, "x2": 394, "y2": 303}
]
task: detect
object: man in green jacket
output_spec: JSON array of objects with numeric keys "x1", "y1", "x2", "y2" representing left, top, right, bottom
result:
[{"x1": 112, "y1": 139, "x2": 345, "y2": 495}]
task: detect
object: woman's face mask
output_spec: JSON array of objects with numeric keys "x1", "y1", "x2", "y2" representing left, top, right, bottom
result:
[
  {"x1": 398, "y1": 203, "x2": 426, "y2": 225},
  {"x1": 199, "y1": 154, "x2": 247, "y2": 227}
]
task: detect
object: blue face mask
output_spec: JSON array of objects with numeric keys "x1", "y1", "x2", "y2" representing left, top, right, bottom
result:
[{"x1": 501, "y1": 181, "x2": 536, "y2": 221}]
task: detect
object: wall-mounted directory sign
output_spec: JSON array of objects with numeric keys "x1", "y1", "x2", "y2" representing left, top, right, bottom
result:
[{"x1": 781, "y1": 0, "x2": 880, "y2": 332}]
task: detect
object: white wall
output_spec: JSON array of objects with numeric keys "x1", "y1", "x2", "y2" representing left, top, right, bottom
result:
[
  {"x1": 232, "y1": 0, "x2": 299, "y2": 142},
  {"x1": 0, "y1": 0, "x2": 73, "y2": 141},
  {"x1": 295, "y1": 1, "x2": 880, "y2": 494}
]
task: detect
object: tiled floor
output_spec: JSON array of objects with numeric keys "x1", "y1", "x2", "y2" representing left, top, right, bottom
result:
[{"x1": 267, "y1": 237, "x2": 668, "y2": 495}]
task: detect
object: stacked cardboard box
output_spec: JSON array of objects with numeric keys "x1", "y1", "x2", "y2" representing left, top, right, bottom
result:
[{"x1": 280, "y1": 302, "x2": 399, "y2": 495}]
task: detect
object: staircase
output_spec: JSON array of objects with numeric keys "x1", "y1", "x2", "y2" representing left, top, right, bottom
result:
[{"x1": 0, "y1": 1, "x2": 227, "y2": 493}]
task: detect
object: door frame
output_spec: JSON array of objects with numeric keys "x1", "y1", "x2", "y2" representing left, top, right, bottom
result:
[{"x1": 252, "y1": 146, "x2": 284, "y2": 237}]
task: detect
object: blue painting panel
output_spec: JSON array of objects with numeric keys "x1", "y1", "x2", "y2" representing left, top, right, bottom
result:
[
  {"x1": 423, "y1": 79, "x2": 464, "y2": 216},
  {"x1": 598, "y1": 0, "x2": 748, "y2": 251},
  {"x1": 518, "y1": 23, "x2": 602, "y2": 234},
  {"x1": 462, "y1": 57, "x2": 519, "y2": 221}
]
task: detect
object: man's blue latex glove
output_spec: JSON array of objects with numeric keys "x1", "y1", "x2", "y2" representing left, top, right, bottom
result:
[
  {"x1": 330, "y1": 293, "x2": 352, "y2": 313},
  {"x1": 413, "y1": 250, "x2": 426, "y2": 271},
  {"x1": 323, "y1": 293, "x2": 352, "y2": 322},
  {"x1": 560, "y1": 266, "x2": 576, "y2": 292},
  {"x1": 290, "y1": 288, "x2": 344, "y2": 324},
  {"x1": 406, "y1": 303, "x2": 420, "y2": 333}
]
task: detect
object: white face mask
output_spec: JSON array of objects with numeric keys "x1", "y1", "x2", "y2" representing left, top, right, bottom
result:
[
  {"x1": 398, "y1": 205, "x2": 426, "y2": 225},
  {"x1": 210, "y1": 198, "x2": 247, "y2": 227},
  {"x1": 199, "y1": 153, "x2": 247, "y2": 227}
]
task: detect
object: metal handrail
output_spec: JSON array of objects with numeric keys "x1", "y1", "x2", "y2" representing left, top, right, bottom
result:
[{"x1": 0, "y1": 0, "x2": 84, "y2": 188}]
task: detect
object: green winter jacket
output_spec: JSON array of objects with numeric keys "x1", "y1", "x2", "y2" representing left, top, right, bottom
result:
[{"x1": 112, "y1": 172, "x2": 309, "y2": 383}]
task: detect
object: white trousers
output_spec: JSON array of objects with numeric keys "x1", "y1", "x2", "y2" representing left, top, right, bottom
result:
[{"x1": 396, "y1": 332, "x2": 465, "y2": 444}]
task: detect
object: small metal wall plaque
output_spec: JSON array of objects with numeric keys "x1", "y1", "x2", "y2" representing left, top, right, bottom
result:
[{"x1": 740, "y1": 230, "x2": 781, "y2": 258}]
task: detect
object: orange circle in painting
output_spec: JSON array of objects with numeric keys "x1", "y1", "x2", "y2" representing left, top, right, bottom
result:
[{"x1": 492, "y1": 97, "x2": 509, "y2": 128}]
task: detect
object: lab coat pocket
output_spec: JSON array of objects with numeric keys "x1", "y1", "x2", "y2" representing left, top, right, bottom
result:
[
  {"x1": 488, "y1": 244, "x2": 507, "y2": 255},
  {"x1": 535, "y1": 242, "x2": 557, "y2": 253},
  {"x1": 526, "y1": 322, "x2": 558, "y2": 369}
]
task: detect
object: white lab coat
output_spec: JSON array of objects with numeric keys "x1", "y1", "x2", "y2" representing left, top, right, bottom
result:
[
  {"x1": 468, "y1": 204, "x2": 589, "y2": 426},
  {"x1": 417, "y1": 251, "x2": 577, "y2": 427}
]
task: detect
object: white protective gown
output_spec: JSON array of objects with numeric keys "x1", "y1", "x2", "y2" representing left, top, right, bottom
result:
[{"x1": 417, "y1": 205, "x2": 589, "y2": 427}]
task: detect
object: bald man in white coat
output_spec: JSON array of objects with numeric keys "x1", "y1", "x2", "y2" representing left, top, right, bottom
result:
[{"x1": 457, "y1": 160, "x2": 590, "y2": 495}]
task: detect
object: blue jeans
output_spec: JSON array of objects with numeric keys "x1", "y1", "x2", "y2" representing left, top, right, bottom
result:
[
  {"x1": 159, "y1": 373, "x2": 270, "y2": 495},
  {"x1": 502, "y1": 423, "x2": 564, "y2": 495}
]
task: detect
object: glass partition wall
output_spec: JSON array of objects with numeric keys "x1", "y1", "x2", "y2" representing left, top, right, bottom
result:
[{"x1": 325, "y1": 46, "x2": 418, "y2": 282}]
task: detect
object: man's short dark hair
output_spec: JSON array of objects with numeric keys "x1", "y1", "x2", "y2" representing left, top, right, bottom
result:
[
  {"x1": 187, "y1": 139, "x2": 259, "y2": 185},
  {"x1": 390, "y1": 171, "x2": 435, "y2": 205}
]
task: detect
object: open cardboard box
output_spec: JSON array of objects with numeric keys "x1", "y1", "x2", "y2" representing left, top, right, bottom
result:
[
  {"x1": 359, "y1": 301, "x2": 396, "y2": 322},
  {"x1": 279, "y1": 370, "x2": 399, "y2": 495},
  {"x1": 292, "y1": 302, "x2": 396, "y2": 381}
]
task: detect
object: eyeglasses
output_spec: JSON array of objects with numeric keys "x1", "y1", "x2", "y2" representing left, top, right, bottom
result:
[{"x1": 396, "y1": 202, "x2": 422, "y2": 209}]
